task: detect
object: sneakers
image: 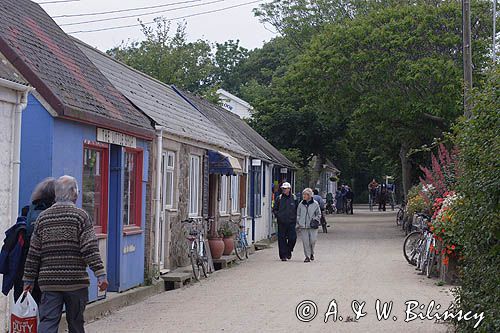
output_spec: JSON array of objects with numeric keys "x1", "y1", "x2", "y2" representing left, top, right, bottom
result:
[
  {"x1": 304, "y1": 257, "x2": 310, "y2": 263},
  {"x1": 310, "y1": 254, "x2": 314, "y2": 261}
]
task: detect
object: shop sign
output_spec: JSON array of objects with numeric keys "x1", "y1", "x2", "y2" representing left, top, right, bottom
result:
[{"x1": 97, "y1": 128, "x2": 136, "y2": 148}]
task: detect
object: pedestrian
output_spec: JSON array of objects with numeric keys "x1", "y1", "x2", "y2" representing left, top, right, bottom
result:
[
  {"x1": 273, "y1": 182, "x2": 297, "y2": 261},
  {"x1": 313, "y1": 189, "x2": 327, "y2": 228},
  {"x1": 335, "y1": 187, "x2": 343, "y2": 213},
  {"x1": 17, "y1": 178, "x2": 56, "y2": 304},
  {"x1": 378, "y1": 184, "x2": 387, "y2": 211},
  {"x1": 23, "y1": 175, "x2": 108, "y2": 333},
  {"x1": 345, "y1": 186, "x2": 354, "y2": 214},
  {"x1": 297, "y1": 188, "x2": 321, "y2": 263}
]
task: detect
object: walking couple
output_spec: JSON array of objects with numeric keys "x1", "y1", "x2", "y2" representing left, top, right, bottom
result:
[
  {"x1": 273, "y1": 183, "x2": 321, "y2": 263},
  {"x1": 1, "y1": 175, "x2": 107, "y2": 333}
]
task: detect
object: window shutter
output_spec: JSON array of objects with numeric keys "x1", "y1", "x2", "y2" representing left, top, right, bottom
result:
[{"x1": 239, "y1": 174, "x2": 247, "y2": 209}]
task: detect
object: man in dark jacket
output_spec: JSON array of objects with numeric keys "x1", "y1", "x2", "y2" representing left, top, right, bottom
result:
[{"x1": 273, "y1": 182, "x2": 297, "y2": 261}]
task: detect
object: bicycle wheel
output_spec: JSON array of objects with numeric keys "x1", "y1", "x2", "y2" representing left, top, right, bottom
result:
[
  {"x1": 234, "y1": 235, "x2": 246, "y2": 260},
  {"x1": 198, "y1": 242, "x2": 209, "y2": 278},
  {"x1": 403, "y1": 231, "x2": 422, "y2": 266},
  {"x1": 190, "y1": 244, "x2": 201, "y2": 281},
  {"x1": 396, "y1": 208, "x2": 404, "y2": 226},
  {"x1": 426, "y1": 247, "x2": 435, "y2": 278}
]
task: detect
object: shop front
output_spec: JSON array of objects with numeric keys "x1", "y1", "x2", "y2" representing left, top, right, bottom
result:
[{"x1": 19, "y1": 96, "x2": 151, "y2": 301}]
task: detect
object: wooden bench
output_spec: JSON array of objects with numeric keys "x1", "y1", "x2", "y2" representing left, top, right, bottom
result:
[
  {"x1": 212, "y1": 255, "x2": 238, "y2": 270},
  {"x1": 161, "y1": 272, "x2": 192, "y2": 290}
]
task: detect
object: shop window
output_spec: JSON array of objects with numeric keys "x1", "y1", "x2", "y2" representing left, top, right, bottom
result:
[
  {"x1": 82, "y1": 143, "x2": 109, "y2": 234},
  {"x1": 162, "y1": 151, "x2": 175, "y2": 209},
  {"x1": 189, "y1": 155, "x2": 201, "y2": 217},
  {"x1": 123, "y1": 148, "x2": 143, "y2": 229},
  {"x1": 231, "y1": 175, "x2": 239, "y2": 213},
  {"x1": 219, "y1": 175, "x2": 228, "y2": 214}
]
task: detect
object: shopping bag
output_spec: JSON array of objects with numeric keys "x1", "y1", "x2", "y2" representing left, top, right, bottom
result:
[{"x1": 10, "y1": 291, "x2": 38, "y2": 333}]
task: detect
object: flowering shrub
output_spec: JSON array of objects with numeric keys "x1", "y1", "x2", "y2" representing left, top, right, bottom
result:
[
  {"x1": 406, "y1": 186, "x2": 427, "y2": 216},
  {"x1": 430, "y1": 191, "x2": 461, "y2": 263}
]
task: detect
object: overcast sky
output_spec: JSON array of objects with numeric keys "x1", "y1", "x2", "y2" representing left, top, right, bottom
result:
[{"x1": 35, "y1": 0, "x2": 276, "y2": 52}]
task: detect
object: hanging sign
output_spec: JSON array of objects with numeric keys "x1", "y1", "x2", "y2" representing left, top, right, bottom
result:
[{"x1": 97, "y1": 128, "x2": 136, "y2": 148}]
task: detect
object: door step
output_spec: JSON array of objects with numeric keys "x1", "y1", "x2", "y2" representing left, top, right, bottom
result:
[
  {"x1": 161, "y1": 271, "x2": 193, "y2": 290},
  {"x1": 212, "y1": 254, "x2": 238, "y2": 270}
]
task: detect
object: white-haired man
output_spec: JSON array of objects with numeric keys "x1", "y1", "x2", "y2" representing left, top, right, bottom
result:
[
  {"x1": 273, "y1": 182, "x2": 298, "y2": 261},
  {"x1": 23, "y1": 175, "x2": 108, "y2": 333}
]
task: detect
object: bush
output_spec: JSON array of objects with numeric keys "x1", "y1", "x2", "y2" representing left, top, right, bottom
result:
[{"x1": 452, "y1": 67, "x2": 500, "y2": 332}]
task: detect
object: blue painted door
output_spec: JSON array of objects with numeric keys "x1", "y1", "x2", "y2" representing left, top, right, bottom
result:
[{"x1": 107, "y1": 145, "x2": 122, "y2": 292}]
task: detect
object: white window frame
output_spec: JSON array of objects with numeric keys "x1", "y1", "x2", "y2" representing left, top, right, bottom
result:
[
  {"x1": 162, "y1": 151, "x2": 175, "y2": 209},
  {"x1": 231, "y1": 175, "x2": 239, "y2": 213},
  {"x1": 188, "y1": 155, "x2": 201, "y2": 217},
  {"x1": 219, "y1": 175, "x2": 228, "y2": 214}
]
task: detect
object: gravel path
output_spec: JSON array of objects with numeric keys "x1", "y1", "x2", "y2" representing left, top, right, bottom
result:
[{"x1": 86, "y1": 206, "x2": 454, "y2": 332}]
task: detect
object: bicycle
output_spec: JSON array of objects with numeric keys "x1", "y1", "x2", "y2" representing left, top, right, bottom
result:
[
  {"x1": 182, "y1": 218, "x2": 209, "y2": 281},
  {"x1": 228, "y1": 219, "x2": 249, "y2": 260},
  {"x1": 320, "y1": 210, "x2": 328, "y2": 233},
  {"x1": 403, "y1": 213, "x2": 435, "y2": 277},
  {"x1": 396, "y1": 201, "x2": 406, "y2": 227}
]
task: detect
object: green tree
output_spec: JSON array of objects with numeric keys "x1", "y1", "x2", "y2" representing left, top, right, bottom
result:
[
  {"x1": 252, "y1": 1, "x2": 493, "y2": 196},
  {"x1": 452, "y1": 66, "x2": 499, "y2": 332},
  {"x1": 108, "y1": 19, "x2": 215, "y2": 93}
]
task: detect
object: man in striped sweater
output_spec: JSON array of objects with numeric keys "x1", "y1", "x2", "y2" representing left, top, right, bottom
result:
[{"x1": 23, "y1": 175, "x2": 108, "y2": 333}]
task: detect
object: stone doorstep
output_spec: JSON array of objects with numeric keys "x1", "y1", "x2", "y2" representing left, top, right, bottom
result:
[{"x1": 58, "y1": 282, "x2": 164, "y2": 332}]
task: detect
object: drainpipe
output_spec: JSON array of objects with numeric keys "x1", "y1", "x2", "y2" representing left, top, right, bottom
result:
[
  {"x1": 153, "y1": 126, "x2": 164, "y2": 269},
  {"x1": 2, "y1": 79, "x2": 33, "y2": 224},
  {"x1": 268, "y1": 163, "x2": 274, "y2": 239}
]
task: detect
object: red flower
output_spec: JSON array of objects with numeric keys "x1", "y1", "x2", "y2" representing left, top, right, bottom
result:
[{"x1": 451, "y1": 245, "x2": 456, "y2": 250}]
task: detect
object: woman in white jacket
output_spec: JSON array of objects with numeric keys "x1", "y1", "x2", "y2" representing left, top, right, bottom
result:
[{"x1": 297, "y1": 188, "x2": 321, "y2": 262}]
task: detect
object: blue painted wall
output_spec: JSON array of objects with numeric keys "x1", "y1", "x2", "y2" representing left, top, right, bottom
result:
[{"x1": 19, "y1": 95, "x2": 53, "y2": 208}]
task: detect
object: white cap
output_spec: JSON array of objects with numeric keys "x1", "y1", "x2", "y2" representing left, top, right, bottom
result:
[{"x1": 281, "y1": 182, "x2": 291, "y2": 189}]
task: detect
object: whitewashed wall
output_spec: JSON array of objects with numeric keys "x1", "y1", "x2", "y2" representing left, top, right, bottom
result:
[{"x1": 0, "y1": 85, "x2": 17, "y2": 332}]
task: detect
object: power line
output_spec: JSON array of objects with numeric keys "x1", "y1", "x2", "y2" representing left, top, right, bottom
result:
[
  {"x1": 67, "y1": 0, "x2": 263, "y2": 34},
  {"x1": 60, "y1": 0, "x2": 226, "y2": 27},
  {"x1": 38, "y1": 0, "x2": 79, "y2": 4},
  {"x1": 52, "y1": 0, "x2": 203, "y2": 18}
]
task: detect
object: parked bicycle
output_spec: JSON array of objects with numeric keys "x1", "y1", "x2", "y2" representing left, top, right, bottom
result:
[
  {"x1": 396, "y1": 201, "x2": 406, "y2": 227},
  {"x1": 403, "y1": 213, "x2": 436, "y2": 277},
  {"x1": 182, "y1": 218, "x2": 210, "y2": 281},
  {"x1": 228, "y1": 219, "x2": 249, "y2": 260}
]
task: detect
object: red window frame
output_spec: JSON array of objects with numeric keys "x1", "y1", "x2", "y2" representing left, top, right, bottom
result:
[
  {"x1": 82, "y1": 141, "x2": 109, "y2": 235},
  {"x1": 122, "y1": 147, "x2": 143, "y2": 231}
]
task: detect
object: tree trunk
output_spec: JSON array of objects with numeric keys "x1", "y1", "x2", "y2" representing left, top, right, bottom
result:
[
  {"x1": 399, "y1": 143, "x2": 412, "y2": 200},
  {"x1": 310, "y1": 155, "x2": 325, "y2": 188}
]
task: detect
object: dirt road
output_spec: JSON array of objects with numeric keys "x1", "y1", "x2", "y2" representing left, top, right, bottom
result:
[{"x1": 86, "y1": 206, "x2": 454, "y2": 332}]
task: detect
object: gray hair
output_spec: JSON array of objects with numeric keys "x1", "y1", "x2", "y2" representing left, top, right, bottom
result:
[
  {"x1": 55, "y1": 175, "x2": 79, "y2": 203},
  {"x1": 302, "y1": 188, "x2": 313, "y2": 197},
  {"x1": 30, "y1": 177, "x2": 56, "y2": 203}
]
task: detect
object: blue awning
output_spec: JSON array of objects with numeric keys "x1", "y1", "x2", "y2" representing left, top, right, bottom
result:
[{"x1": 208, "y1": 150, "x2": 243, "y2": 175}]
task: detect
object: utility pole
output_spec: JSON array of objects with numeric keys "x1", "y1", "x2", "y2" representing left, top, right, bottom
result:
[{"x1": 463, "y1": 0, "x2": 473, "y2": 118}]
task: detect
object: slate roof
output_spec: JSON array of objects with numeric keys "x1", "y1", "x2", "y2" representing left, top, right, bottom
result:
[
  {"x1": 0, "y1": 0, "x2": 153, "y2": 138},
  {"x1": 75, "y1": 38, "x2": 247, "y2": 155},
  {"x1": 174, "y1": 88, "x2": 295, "y2": 169},
  {"x1": 0, "y1": 57, "x2": 29, "y2": 86}
]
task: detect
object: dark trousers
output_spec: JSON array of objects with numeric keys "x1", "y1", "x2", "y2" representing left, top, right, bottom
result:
[
  {"x1": 277, "y1": 223, "x2": 297, "y2": 259},
  {"x1": 39, "y1": 288, "x2": 88, "y2": 333}
]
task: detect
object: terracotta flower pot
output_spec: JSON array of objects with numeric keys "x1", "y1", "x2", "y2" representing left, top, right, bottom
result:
[
  {"x1": 223, "y1": 236, "x2": 235, "y2": 255},
  {"x1": 208, "y1": 237, "x2": 225, "y2": 259}
]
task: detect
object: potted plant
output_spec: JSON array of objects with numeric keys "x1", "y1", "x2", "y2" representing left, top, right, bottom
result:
[
  {"x1": 208, "y1": 219, "x2": 224, "y2": 259},
  {"x1": 219, "y1": 223, "x2": 235, "y2": 256}
]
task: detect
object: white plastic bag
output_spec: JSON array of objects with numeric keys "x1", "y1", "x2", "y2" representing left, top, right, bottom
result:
[{"x1": 10, "y1": 292, "x2": 38, "y2": 333}]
